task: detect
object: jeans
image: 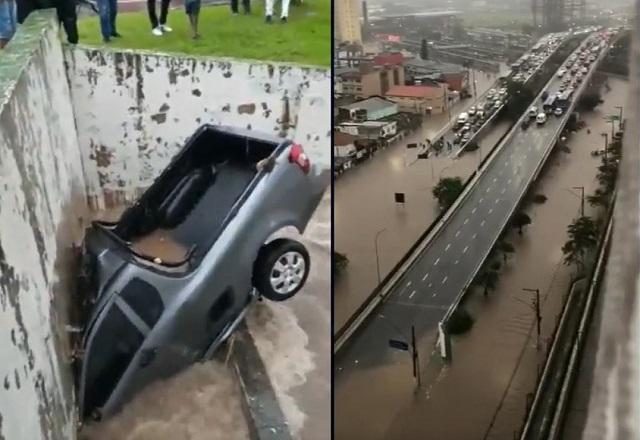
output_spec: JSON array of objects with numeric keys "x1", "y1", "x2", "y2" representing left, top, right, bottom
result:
[
  {"x1": 0, "y1": 0, "x2": 17, "y2": 41},
  {"x1": 230, "y1": 0, "x2": 249, "y2": 14},
  {"x1": 97, "y1": 0, "x2": 117, "y2": 39},
  {"x1": 147, "y1": 0, "x2": 170, "y2": 29},
  {"x1": 265, "y1": 0, "x2": 290, "y2": 18}
]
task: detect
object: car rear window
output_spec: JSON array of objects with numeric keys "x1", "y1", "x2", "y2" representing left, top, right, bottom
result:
[
  {"x1": 83, "y1": 306, "x2": 143, "y2": 417},
  {"x1": 120, "y1": 278, "x2": 164, "y2": 328}
]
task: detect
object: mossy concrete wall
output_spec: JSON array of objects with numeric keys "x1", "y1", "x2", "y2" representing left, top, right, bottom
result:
[{"x1": 0, "y1": 12, "x2": 87, "y2": 440}]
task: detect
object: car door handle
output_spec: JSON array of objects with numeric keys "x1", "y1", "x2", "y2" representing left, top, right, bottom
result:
[{"x1": 139, "y1": 348, "x2": 157, "y2": 368}]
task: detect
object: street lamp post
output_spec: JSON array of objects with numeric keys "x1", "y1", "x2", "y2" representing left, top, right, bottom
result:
[
  {"x1": 572, "y1": 186, "x2": 585, "y2": 217},
  {"x1": 522, "y1": 288, "x2": 541, "y2": 349},
  {"x1": 615, "y1": 105, "x2": 623, "y2": 129},
  {"x1": 374, "y1": 228, "x2": 387, "y2": 284},
  {"x1": 601, "y1": 132, "x2": 608, "y2": 161},
  {"x1": 379, "y1": 314, "x2": 421, "y2": 387}
]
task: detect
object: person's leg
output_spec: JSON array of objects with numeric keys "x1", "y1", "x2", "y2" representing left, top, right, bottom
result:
[
  {"x1": 230, "y1": 0, "x2": 238, "y2": 14},
  {"x1": 159, "y1": 0, "x2": 170, "y2": 28},
  {"x1": 242, "y1": 0, "x2": 249, "y2": 14},
  {"x1": 109, "y1": 0, "x2": 119, "y2": 36},
  {"x1": 264, "y1": 0, "x2": 273, "y2": 21},
  {"x1": 280, "y1": 0, "x2": 290, "y2": 19},
  {"x1": 16, "y1": 0, "x2": 35, "y2": 24},
  {"x1": 147, "y1": 0, "x2": 159, "y2": 30},
  {"x1": 96, "y1": 0, "x2": 111, "y2": 41},
  {"x1": 57, "y1": 0, "x2": 79, "y2": 44}
]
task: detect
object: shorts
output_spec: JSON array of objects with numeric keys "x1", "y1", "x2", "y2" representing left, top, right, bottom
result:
[
  {"x1": 0, "y1": 0, "x2": 17, "y2": 41},
  {"x1": 185, "y1": 0, "x2": 201, "y2": 15}
]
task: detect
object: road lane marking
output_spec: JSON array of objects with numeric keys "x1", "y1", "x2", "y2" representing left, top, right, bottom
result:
[
  {"x1": 486, "y1": 187, "x2": 491, "y2": 193},
  {"x1": 407, "y1": 281, "x2": 412, "y2": 287},
  {"x1": 409, "y1": 290, "x2": 416, "y2": 299},
  {"x1": 464, "y1": 218, "x2": 469, "y2": 224},
  {"x1": 508, "y1": 178, "x2": 512, "y2": 184},
  {"x1": 434, "y1": 258, "x2": 440, "y2": 266},
  {"x1": 493, "y1": 177, "x2": 497, "y2": 183},
  {"x1": 432, "y1": 293, "x2": 437, "y2": 298},
  {"x1": 445, "y1": 243, "x2": 451, "y2": 251},
  {"x1": 501, "y1": 188, "x2": 506, "y2": 194},
  {"x1": 422, "y1": 273, "x2": 429, "y2": 281},
  {"x1": 463, "y1": 245, "x2": 469, "y2": 254},
  {"x1": 442, "y1": 276, "x2": 448, "y2": 284},
  {"x1": 489, "y1": 208, "x2": 493, "y2": 214},
  {"x1": 495, "y1": 198, "x2": 500, "y2": 204},
  {"x1": 472, "y1": 207, "x2": 477, "y2": 214},
  {"x1": 454, "y1": 259, "x2": 459, "y2": 265},
  {"x1": 428, "y1": 282, "x2": 433, "y2": 288},
  {"x1": 481, "y1": 220, "x2": 486, "y2": 226},
  {"x1": 455, "y1": 230, "x2": 461, "y2": 237},
  {"x1": 479, "y1": 197, "x2": 484, "y2": 203},
  {"x1": 473, "y1": 233, "x2": 477, "y2": 239}
]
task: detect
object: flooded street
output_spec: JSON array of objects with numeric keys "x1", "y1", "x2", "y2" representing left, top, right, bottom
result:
[
  {"x1": 336, "y1": 77, "x2": 629, "y2": 439},
  {"x1": 335, "y1": 69, "x2": 509, "y2": 331}
]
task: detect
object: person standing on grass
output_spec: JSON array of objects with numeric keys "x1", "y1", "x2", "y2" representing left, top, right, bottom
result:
[
  {"x1": 184, "y1": 0, "x2": 200, "y2": 39},
  {"x1": 264, "y1": 0, "x2": 290, "y2": 23},
  {"x1": 230, "y1": 0, "x2": 249, "y2": 15},
  {"x1": 97, "y1": 0, "x2": 120, "y2": 43},
  {"x1": 147, "y1": 0, "x2": 171, "y2": 36},
  {"x1": 0, "y1": 0, "x2": 17, "y2": 49},
  {"x1": 17, "y1": 0, "x2": 78, "y2": 43}
]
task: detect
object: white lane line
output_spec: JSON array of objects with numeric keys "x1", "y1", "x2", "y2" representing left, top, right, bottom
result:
[
  {"x1": 501, "y1": 188, "x2": 506, "y2": 194},
  {"x1": 407, "y1": 281, "x2": 412, "y2": 287},
  {"x1": 445, "y1": 243, "x2": 451, "y2": 251},
  {"x1": 442, "y1": 276, "x2": 448, "y2": 284},
  {"x1": 428, "y1": 282, "x2": 433, "y2": 288},
  {"x1": 489, "y1": 208, "x2": 493, "y2": 214},
  {"x1": 493, "y1": 177, "x2": 497, "y2": 183},
  {"x1": 508, "y1": 178, "x2": 512, "y2": 184},
  {"x1": 464, "y1": 218, "x2": 469, "y2": 225},
  {"x1": 479, "y1": 197, "x2": 484, "y2": 203},
  {"x1": 495, "y1": 198, "x2": 500, "y2": 204},
  {"x1": 481, "y1": 220, "x2": 486, "y2": 226},
  {"x1": 463, "y1": 245, "x2": 469, "y2": 254},
  {"x1": 472, "y1": 233, "x2": 478, "y2": 239},
  {"x1": 434, "y1": 258, "x2": 440, "y2": 266},
  {"x1": 432, "y1": 292, "x2": 437, "y2": 298},
  {"x1": 472, "y1": 207, "x2": 477, "y2": 214},
  {"x1": 454, "y1": 259, "x2": 459, "y2": 265},
  {"x1": 409, "y1": 290, "x2": 416, "y2": 299},
  {"x1": 486, "y1": 187, "x2": 491, "y2": 193},
  {"x1": 422, "y1": 273, "x2": 429, "y2": 281},
  {"x1": 455, "y1": 230, "x2": 461, "y2": 237}
]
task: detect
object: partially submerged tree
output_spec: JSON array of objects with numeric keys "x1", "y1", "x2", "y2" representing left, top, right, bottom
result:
[
  {"x1": 532, "y1": 194, "x2": 548, "y2": 204},
  {"x1": 420, "y1": 38, "x2": 429, "y2": 60},
  {"x1": 562, "y1": 216, "x2": 598, "y2": 271},
  {"x1": 333, "y1": 252, "x2": 349, "y2": 274},
  {"x1": 433, "y1": 177, "x2": 464, "y2": 210},
  {"x1": 498, "y1": 241, "x2": 515, "y2": 262},
  {"x1": 512, "y1": 211, "x2": 532, "y2": 235}
]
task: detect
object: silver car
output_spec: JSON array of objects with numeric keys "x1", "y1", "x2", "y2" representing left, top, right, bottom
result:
[{"x1": 74, "y1": 125, "x2": 327, "y2": 420}]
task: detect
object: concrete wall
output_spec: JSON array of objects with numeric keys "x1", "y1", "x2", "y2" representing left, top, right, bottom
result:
[
  {"x1": 0, "y1": 12, "x2": 88, "y2": 440},
  {"x1": 65, "y1": 47, "x2": 330, "y2": 208}
]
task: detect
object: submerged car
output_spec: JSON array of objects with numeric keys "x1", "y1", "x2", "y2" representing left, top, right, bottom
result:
[{"x1": 74, "y1": 125, "x2": 327, "y2": 421}]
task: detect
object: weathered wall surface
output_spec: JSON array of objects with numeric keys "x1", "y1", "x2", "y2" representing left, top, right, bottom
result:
[
  {"x1": 65, "y1": 48, "x2": 330, "y2": 208},
  {"x1": 0, "y1": 12, "x2": 87, "y2": 440}
]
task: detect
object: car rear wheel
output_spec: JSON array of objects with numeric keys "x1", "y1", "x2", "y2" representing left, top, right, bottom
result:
[{"x1": 253, "y1": 239, "x2": 310, "y2": 301}]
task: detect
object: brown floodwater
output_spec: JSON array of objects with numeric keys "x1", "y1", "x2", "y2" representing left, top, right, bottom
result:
[{"x1": 335, "y1": 77, "x2": 629, "y2": 440}]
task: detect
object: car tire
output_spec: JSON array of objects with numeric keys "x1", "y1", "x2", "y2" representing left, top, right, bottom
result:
[{"x1": 253, "y1": 238, "x2": 310, "y2": 301}]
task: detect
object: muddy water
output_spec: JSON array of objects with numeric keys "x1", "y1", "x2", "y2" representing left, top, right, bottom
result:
[{"x1": 369, "y1": 77, "x2": 630, "y2": 439}]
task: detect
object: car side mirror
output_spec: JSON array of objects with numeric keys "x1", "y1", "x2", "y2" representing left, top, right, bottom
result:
[{"x1": 139, "y1": 348, "x2": 157, "y2": 368}]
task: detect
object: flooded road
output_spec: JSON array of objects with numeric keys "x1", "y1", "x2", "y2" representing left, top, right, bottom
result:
[
  {"x1": 335, "y1": 70, "x2": 509, "y2": 331},
  {"x1": 335, "y1": 77, "x2": 629, "y2": 440}
]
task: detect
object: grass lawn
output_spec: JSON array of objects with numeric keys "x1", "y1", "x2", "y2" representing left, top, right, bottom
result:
[{"x1": 77, "y1": 0, "x2": 330, "y2": 66}]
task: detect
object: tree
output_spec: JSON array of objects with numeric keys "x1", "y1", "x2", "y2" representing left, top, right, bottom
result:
[
  {"x1": 532, "y1": 194, "x2": 547, "y2": 204},
  {"x1": 562, "y1": 216, "x2": 598, "y2": 271},
  {"x1": 588, "y1": 188, "x2": 610, "y2": 209},
  {"x1": 477, "y1": 269, "x2": 500, "y2": 296},
  {"x1": 512, "y1": 211, "x2": 532, "y2": 235},
  {"x1": 498, "y1": 241, "x2": 515, "y2": 262},
  {"x1": 420, "y1": 38, "x2": 429, "y2": 60},
  {"x1": 579, "y1": 92, "x2": 602, "y2": 111},
  {"x1": 503, "y1": 80, "x2": 535, "y2": 121},
  {"x1": 433, "y1": 177, "x2": 464, "y2": 210},
  {"x1": 596, "y1": 160, "x2": 618, "y2": 192}
]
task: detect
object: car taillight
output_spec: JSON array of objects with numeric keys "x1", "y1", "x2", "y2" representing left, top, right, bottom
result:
[{"x1": 289, "y1": 144, "x2": 310, "y2": 174}]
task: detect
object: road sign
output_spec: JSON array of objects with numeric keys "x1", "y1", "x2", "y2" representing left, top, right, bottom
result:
[
  {"x1": 417, "y1": 152, "x2": 429, "y2": 159},
  {"x1": 394, "y1": 192, "x2": 405, "y2": 204},
  {"x1": 389, "y1": 339, "x2": 409, "y2": 351},
  {"x1": 407, "y1": 143, "x2": 418, "y2": 149}
]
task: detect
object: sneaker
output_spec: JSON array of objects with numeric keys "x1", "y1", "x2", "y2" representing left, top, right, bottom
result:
[
  {"x1": 103, "y1": 36, "x2": 111, "y2": 43},
  {"x1": 265, "y1": 15, "x2": 272, "y2": 23},
  {"x1": 111, "y1": 32, "x2": 122, "y2": 38},
  {"x1": 152, "y1": 27, "x2": 163, "y2": 36},
  {"x1": 281, "y1": 16, "x2": 287, "y2": 23},
  {"x1": 160, "y1": 25, "x2": 172, "y2": 32}
]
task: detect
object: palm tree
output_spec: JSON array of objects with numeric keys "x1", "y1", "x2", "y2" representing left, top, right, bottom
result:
[
  {"x1": 498, "y1": 241, "x2": 515, "y2": 263},
  {"x1": 333, "y1": 252, "x2": 349, "y2": 274},
  {"x1": 433, "y1": 177, "x2": 464, "y2": 210},
  {"x1": 562, "y1": 216, "x2": 598, "y2": 271},
  {"x1": 479, "y1": 270, "x2": 500, "y2": 297},
  {"x1": 587, "y1": 188, "x2": 609, "y2": 209},
  {"x1": 512, "y1": 212, "x2": 532, "y2": 235}
]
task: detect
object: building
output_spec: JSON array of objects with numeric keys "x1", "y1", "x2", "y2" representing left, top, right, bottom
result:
[
  {"x1": 337, "y1": 96, "x2": 398, "y2": 121},
  {"x1": 404, "y1": 58, "x2": 469, "y2": 92},
  {"x1": 385, "y1": 84, "x2": 448, "y2": 114},
  {"x1": 336, "y1": 0, "x2": 362, "y2": 45},
  {"x1": 336, "y1": 120, "x2": 398, "y2": 140},
  {"x1": 336, "y1": 64, "x2": 405, "y2": 99}
]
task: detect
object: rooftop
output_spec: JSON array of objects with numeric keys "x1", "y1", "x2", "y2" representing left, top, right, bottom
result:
[
  {"x1": 386, "y1": 84, "x2": 446, "y2": 99},
  {"x1": 339, "y1": 96, "x2": 398, "y2": 113},
  {"x1": 334, "y1": 131, "x2": 362, "y2": 146}
]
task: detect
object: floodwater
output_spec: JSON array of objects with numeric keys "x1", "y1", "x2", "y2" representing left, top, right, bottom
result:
[
  {"x1": 335, "y1": 77, "x2": 629, "y2": 439},
  {"x1": 81, "y1": 194, "x2": 331, "y2": 439},
  {"x1": 334, "y1": 69, "x2": 509, "y2": 331}
]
